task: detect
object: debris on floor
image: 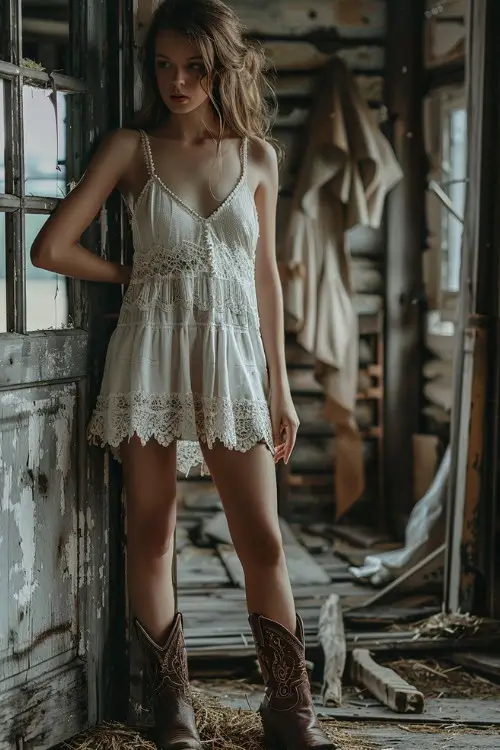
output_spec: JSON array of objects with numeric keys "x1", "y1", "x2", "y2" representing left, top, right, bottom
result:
[
  {"x1": 385, "y1": 657, "x2": 500, "y2": 700},
  {"x1": 409, "y1": 611, "x2": 493, "y2": 639},
  {"x1": 350, "y1": 648, "x2": 424, "y2": 713}
]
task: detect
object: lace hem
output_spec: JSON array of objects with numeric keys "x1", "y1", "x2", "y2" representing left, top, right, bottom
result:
[{"x1": 87, "y1": 391, "x2": 274, "y2": 476}]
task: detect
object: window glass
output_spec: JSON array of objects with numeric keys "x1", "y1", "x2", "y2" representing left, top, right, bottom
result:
[
  {"x1": 24, "y1": 86, "x2": 68, "y2": 198},
  {"x1": 441, "y1": 107, "x2": 467, "y2": 294}
]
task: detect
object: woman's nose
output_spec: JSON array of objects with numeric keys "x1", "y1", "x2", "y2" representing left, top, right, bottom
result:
[{"x1": 173, "y1": 68, "x2": 185, "y2": 86}]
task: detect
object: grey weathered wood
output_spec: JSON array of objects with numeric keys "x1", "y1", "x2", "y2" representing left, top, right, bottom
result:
[
  {"x1": 220, "y1": 695, "x2": 500, "y2": 727},
  {"x1": 265, "y1": 41, "x2": 384, "y2": 71},
  {"x1": 218, "y1": 543, "x2": 331, "y2": 588},
  {"x1": 230, "y1": 0, "x2": 386, "y2": 39},
  {"x1": 352, "y1": 293, "x2": 383, "y2": 315},
  {"x1": 350, "y1": 727, "x2": 498, "y2": 750},
  {"x1": 275, "y1": 74, "x2": 384, "y2": 102},
  {"x1": 351, "y1": 259, "x2": 384, "y2": 294},
  {"x1": 0, "y1": 330, "x2": 88, "y2": 388},
  {"x1": 180, "y1": 482, "x2": 223, "y2": 511},
  {"x1": 350, "y1": 648, "x2": 424, "y2": 713},
  {"x1": 345, "y1": 544, "x2": 446, "y2": 611},
  {"x1": 176, "y1": 546, "x2": 230, "y2": 588},
  {"x1": 289, "y1": 436, "x2": 337, "y2": 473},
  {"x1": 0, "y1": 385, "x2": 79, "y2": 686},
  {"x1": 451, "y1": 652, "x2": 500, "y2": 681},
  {"x1": 288, "y1": 368, "x2": 324, "y2": 394},
  {"x1": 201, "y1": 511, "x2": 233, "y2": 545},
  {"x1": 349, "y1": 225, "x2": 384, "y2": 257},
  {"x1": 0, "y1": 662, "x2": 88, "y2": 750},
  {"x1": 318, "y1": 593, "x2": 346, "y2": 706}
]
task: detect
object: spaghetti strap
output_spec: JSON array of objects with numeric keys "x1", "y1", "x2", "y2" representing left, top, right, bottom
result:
[
  {"x1": 241, "y1": 138, "x2": 248, "y2": 174},
  {"x1": 139, "y1": 129, "x2": 155, "y2": 178}
]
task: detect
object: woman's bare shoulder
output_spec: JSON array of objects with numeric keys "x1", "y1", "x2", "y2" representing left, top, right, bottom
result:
[
  {"x1": 96, "y1": 127, "x2": 142, "y2": 162},
  {"x1": 248, "y1": 137, "x2": 278, "y2": 166},
  {"x1": 248, "y1": 137, "x2": 279, "y2": 189}
]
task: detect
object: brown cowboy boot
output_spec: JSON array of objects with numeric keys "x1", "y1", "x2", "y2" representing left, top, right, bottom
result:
[
  {"x1": 134, "y1": 613, "x2": 202, "y2": 749},
  {"x1": 249, "y1": 613, "x2": 338, "y2": 750}
]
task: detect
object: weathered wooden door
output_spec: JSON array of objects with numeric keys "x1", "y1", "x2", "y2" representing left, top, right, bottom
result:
[{"x1": 0, "y1": 1, "x2": 127, "y2": 747}]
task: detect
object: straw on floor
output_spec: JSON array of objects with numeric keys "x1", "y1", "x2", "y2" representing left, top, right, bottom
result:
[{"x1": 64, "y1": 690, "x2": 377, "y2": 750}]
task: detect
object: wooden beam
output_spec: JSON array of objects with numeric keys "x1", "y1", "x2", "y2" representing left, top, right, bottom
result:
[
  {"x1": 350, "y1": 649, "x2": 424, "y2": 713},
  {"x1": 384, "y1": 0, "x2": 426, "y2": 539}
]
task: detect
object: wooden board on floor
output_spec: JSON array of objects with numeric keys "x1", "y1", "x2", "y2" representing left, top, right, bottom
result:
[
  {"x1": 218, "y1": 543, "x2": 331, "y2": 588},
  {"x1": 176, "y1": 546, "x2": 230, "y2": 588},
  {"x1": 221, "y1": 695, "x2": 500, "y2": 727},
  {"x1": 451, "y1": 652, "x2": 500, "y2": 681},
  {"x1": 350, "y1": 727, "x2": 498, "y2": 749}
]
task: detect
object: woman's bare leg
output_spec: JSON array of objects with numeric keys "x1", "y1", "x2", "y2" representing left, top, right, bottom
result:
[
  {"x1": 121, "y1": 437, "x2": 178, "y2": 642},
  {"x1": 200, "y1": 441, "x2": 296, "y2": 633}
]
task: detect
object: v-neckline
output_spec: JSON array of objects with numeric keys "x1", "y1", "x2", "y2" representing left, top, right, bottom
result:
[{"x1": 143, "y1": 132, "x2": 247, "y2": 223}]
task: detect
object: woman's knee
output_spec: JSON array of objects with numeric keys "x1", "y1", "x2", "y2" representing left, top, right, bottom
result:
[
  {"x1": 128, "y1": 510, "x2": 176, "y2": 558},
  {"x1": 126, "y1": 485, "x2": 177, "y2": 558},
  {"x1": 237, "y1": 528, "x2": 284, "y2": 571}
]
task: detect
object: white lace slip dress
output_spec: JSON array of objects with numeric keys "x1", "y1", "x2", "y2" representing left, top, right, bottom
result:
[{"x1": 87, "y1": 130, "x2": 274, "y2": 475}]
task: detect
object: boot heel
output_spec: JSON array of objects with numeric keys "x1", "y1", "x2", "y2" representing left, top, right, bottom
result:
[{"x1": 263, "y1": 726, "x2": 286, "y2": 750}]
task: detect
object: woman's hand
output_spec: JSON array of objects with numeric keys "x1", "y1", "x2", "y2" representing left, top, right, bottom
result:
[{"x1": 270, "y1": 387, "x2": 300, "y2": 465}]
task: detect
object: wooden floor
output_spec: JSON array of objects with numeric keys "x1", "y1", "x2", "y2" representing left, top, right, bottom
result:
[
  {"x1": 176, "y1": 481, "x2": 442, "y2": 658},
  {"x1": 193, "y1": 681, "x2": 500, "y2": 749}
]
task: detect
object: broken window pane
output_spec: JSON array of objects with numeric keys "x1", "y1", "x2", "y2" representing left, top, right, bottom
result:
[
  {"x1": 0, "y1": 81, "x2": 5, "y2": 194},
  {"x1": 23, "y1": 86, "x2": 68, "y2": 198},
  {"x1": 22, "y1": 1, "x2": 70, "y2": 74},
  {"x1": 25, "y1": 213, "x2": 69, "y2": 331},
  {"x1": 0, "y1": 212, "x2": 5, "y2": 331},
  {"x1": 441, "y1": 106, "x2": 467, "y2": 295}
]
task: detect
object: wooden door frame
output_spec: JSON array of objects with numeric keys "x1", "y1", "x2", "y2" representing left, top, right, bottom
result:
[
  {"x1": 444, "y1": 0, "x2": 500, "y2": 618},
  {"x1": 0, "y1": 0, "x2": 130, "y2": 737}
]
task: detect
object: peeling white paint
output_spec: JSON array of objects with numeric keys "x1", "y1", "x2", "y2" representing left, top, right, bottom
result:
[
  {"x1": 11, "y1": 486, "x2": 38, "y2": 607},
  {"x1": 1, "y1": 459, "x2": 12, "y2": 513},
  {"x1": 53, "y1": 397, "x2": 74, "y2": 515}
]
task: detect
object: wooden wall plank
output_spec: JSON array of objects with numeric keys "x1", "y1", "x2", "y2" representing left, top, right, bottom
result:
[
  {"x1": 0, "y1": 663, "x2": 87, "y2": 750},
  {"x1": 230, "y1": 0, "x2": 386, "y2": 39},
  {"x1": 265, "y1": 41, "x2": 384, "y2": 71},
  {"x1": 275, "y1": 73, "x2": 383, "y2": 101},
  {"x1": 424, "y1": 0, "x2": 466, "y2": 69}
]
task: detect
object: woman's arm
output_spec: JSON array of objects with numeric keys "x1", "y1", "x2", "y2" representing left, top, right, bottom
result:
[
  {"x1": 254, "y1": 140, "x2": 288, "y2": 390},
  {"x1": 30, "y1": 128, "x2": 140, "y2": 283},
  {"x1": 253, "y1": 139, "x2": 299, "y2": 462}
]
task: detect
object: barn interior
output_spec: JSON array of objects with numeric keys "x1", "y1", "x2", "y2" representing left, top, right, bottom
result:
[{"x1": 1, "y1": 2, "x2": 500, "y2": 749}]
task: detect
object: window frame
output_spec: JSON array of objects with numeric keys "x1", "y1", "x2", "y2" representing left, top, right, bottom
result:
[{"x1": 0, "y1": 1, "x2": 86, "y2": 334}]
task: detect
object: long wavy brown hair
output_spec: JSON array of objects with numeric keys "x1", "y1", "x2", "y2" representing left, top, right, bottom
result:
[{"x1": 136, "y1": 0, "x2": 278, "y2": 147}]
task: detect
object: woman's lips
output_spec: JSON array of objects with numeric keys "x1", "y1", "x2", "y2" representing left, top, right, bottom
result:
[{"x1": 170, "y1": 94, "x2": 190, "y2": 103}]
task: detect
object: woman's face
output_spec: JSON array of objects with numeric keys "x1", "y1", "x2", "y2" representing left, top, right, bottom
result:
[{"x1": 154, "y1": 30, "x2": 212, "y2": 115}]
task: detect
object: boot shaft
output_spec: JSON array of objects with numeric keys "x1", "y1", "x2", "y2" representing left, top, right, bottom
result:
[
  {"x1": 134, "y1": 613, "x2": 190, "y2": 701},
  {"x1": 249, "y1": 613, "x2": 311, "y2": 711}
]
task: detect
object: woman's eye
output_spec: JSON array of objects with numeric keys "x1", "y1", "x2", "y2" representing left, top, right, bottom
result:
[{"x1": 191, "y1": 63, "x2": 205, "y2": 72}]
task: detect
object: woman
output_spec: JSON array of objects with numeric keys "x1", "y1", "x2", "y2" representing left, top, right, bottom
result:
[{"x1": 31, "y1": 1, "x2": 334, "y2": 748}]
